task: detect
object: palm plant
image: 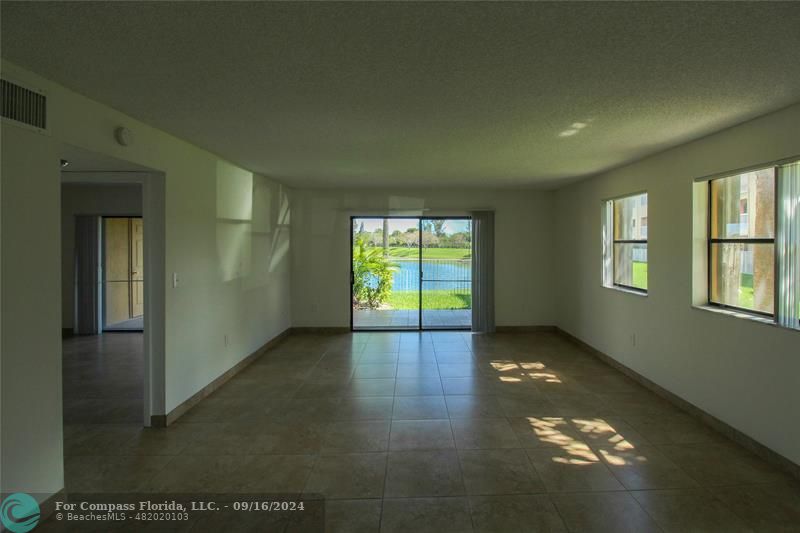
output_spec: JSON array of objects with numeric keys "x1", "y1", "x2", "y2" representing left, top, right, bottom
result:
[{"x1": 352, "y1": 237, "x2": 397, "y2": 308}]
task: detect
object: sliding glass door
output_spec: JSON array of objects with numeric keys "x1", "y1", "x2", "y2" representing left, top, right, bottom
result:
[
  {"x1": 421, "y1": 218, "x2": 472, "y2": 328},
  {"x1": 351, "y1": 216, "x2": 471, "y2": 330}
]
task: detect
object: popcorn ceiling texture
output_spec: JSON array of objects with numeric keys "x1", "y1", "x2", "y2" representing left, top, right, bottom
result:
[{"x1": 2, "y1": 1, "x2": 799, "y2": 188}]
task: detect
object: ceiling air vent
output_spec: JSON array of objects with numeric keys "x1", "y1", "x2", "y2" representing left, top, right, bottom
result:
[{"x1": 1, "y1": 78, "x2": 48, "y2": 133}]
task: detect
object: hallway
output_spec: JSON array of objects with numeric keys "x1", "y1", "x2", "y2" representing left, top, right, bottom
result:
[{"x1": 52, "y1": 331, "x2": 799, "y2": 532}]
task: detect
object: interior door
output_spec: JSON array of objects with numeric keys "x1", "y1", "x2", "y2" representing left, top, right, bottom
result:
[
  {"x1": 131, "y1": 218, "x2": 144, "y2": 317},
  {"x1": 104, "y1": 217, "x2": 132, "y2": 328}
]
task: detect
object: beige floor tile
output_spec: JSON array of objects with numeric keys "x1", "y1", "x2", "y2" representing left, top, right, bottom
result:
[
  {"x1": 304, "y1": 453, "x2": 387, "y2": 499},
  {"x1": 389, "y1": 419, "x2": 455, "y2": 450},
  {"x1": 395, "y1": 377, "x2": 444, "y2": 396},
  {"x1": 441, "y1": 377, "x2": 496, "y2": 396},
  {"x1": 322, "y1": 420, "x2": 391, "y2": 453},
  {"x1": 596, "y1": 444, "x2": 699, "y2": 490},
  {"x1": 551, "y1": 491, "x2": 662, "y2": 533},
  {"x1": 316, "y1": 499, "x2": 382, "y2": 533},
  {"x1": 526, "y1": 447, "x2": 625, "y2": 492},
  {"x1": 354, "y1": 364, "x2": 398, "y2": 379},
  {"x1": 659, "y1": 442, "x2": 788, "y2": 487},
  {"x1": 459, "y1": 449, "x2": 545, "y2": 495},
  {"x1": 451, "y1": 418, "x2": 521, "y2": 449},
  {"x1": 508, "y1": 416, "x2": 589, "y2": 450},
  {"x1": 713, "y1": 482, "x2": 800, "y2": 531},
  {"x1": 392, "y1": 396, "x2": 448, "y2": 419},
  {"x1": 335, "y1": 396, "x2": 395, "y2": 420},
  {"x1": 247, "y1": 420, "x2": 328, "y2": 454},
  {"x1": 496, "y1": 394, "x2": 555, "y2": 417},
  {"x1": 347, "y1": 378, "x2": 397, "y2": 397},
  {"x1": 445, "y1": 395, "x2": 505, "y2": 418},
  {"x1": 569, "y1": 416, "x2": 650, "y2": 449},
  {"x1": 632, "y1": 488, "x2": 751, "y2": 532},
  {"x1": 396, "y1": 364, "x2": 440, "y2": 378},
  {"x1": 385, "y1": 450, "x2": 465, "y2": 497},
  {"x1": 381, "y1": 497, "x2": 473, "y2": 533},
  {"x1": 469, "y1": 494, "x2": 567, "y2": 533},
  {"x1": 65, "y1": 454, "x2": 173, "y2": 492}
]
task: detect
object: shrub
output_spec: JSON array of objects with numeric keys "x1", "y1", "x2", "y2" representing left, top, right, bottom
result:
[{"x1": 352, "y1": 238, "x2": 397, "y2": 308}]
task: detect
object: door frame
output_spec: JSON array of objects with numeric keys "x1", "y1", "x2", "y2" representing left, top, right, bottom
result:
[
  {"x1": 349, "y1": 215, "x2": 472, "y2": 331},
  {"x1": 62, "y1": 171, "x2": 166, "y2": 427}
]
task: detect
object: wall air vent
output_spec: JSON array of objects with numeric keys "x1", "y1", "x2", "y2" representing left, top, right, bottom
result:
[{"x1": 1, "y1": 78, "x2": 48, "y2": 133}]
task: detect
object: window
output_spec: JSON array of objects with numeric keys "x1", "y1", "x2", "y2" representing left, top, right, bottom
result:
[
  {"x1": 700, "y1": 159, "x2": 800, "y2": 329},
  {"x1": 603, "y1": 192, "x2": 648, "y2": 292},
  {"x1": 709, "y1": 169, "x2": 775, "y2": 315}
]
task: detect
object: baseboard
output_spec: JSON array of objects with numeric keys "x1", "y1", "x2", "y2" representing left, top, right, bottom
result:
[
  {"x1": 61, "y1": 328, "x2": 74, "y2": 338},
  {"x1": 291, "y1": 326, "x2": 351, "y2": 334},
  {"x1": 495, "y1": 325, "x2": 557, "y2": 333},
  {"x1": 555, "y1": 327, "x2": 800, "y2": 481},
  {"x1": 152, "y1": 327, "x2": 292, "y2": 427}
]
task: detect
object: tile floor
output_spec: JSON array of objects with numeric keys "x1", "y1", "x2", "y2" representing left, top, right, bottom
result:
[
  {"x1": 63, "y1": 332, "x2": 144, "y2": 424},
  {"x1": 54, "y1": 331, "x2": 800, "y2": 532}
]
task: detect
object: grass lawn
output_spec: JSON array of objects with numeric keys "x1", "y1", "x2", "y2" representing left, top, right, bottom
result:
[
  {"x1": 738, "y1": 273, "x2": 754, "y2": 309},
  {"x1": 633, "y1": 261, "x2": 647, "y2": 289},
  {"x1": 386, "y1": 290, "x2": 471, "y2": 310},
  {"x1": 373, "y1": 246, "x2": 471, "y2": 260}
]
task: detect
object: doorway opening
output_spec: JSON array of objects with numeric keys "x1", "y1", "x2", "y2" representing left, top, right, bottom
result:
[
  {"x1": 59, "y1": 144, "x2": 166, "y2": 428},
  {"x1": 351, "y1": 216, "x2": 472, "y2": 330}
]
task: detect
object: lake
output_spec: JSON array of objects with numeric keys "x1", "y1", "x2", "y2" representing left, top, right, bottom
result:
[{"x1": 391, "y1": 259, "x2": 472, "y2": 291}]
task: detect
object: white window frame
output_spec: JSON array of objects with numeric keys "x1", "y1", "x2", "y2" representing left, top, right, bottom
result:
[
  {"x1": 602, "y1": 192, "x2": 649, "y2": 295},
  {"x1": 692, "y1": 157, "x2": 800, "y2": 330}
]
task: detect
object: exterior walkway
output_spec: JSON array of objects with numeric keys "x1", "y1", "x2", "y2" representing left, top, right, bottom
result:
[{"x1": 354, "y1": 308, "x2": 471, "y2": 329}]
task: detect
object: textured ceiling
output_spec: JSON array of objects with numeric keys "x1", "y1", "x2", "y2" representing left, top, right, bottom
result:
[{"x1": 2, "y1": 2, "x2": 799, "y2": 188}]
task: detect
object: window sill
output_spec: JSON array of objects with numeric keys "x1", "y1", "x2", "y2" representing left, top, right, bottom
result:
[
  {"x1": 692, "y1": 304, "x2": 776, "y2": 326},
  {"x1": 603, "y1": 284, "x2": 648, "y2": 297}
]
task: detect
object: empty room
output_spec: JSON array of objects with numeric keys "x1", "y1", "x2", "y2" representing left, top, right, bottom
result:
[{"x1": 1, "y1": 2, "x2": 799, "y2": 532}]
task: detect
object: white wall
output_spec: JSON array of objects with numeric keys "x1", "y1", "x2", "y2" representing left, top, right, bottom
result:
[
  {"x1": 1, "y1": 60, "x2": 291, "y2": 499},
  {"x1": 60, "y1": 183, "x2": 143, "y2": 329},
  {"x1": 1, "y1": 122, "x2": 65, "y2": 499},
  {"x1": 554, "y1": 103, "x2": 800, "y2": 465},
  {"x1": 291, "y1": 188, "x2": 555, "y2": 327}
]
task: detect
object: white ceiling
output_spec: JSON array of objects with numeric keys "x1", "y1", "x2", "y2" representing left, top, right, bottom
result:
[{"x1": 2, "y1": 2, "x2": 799, "y2": 188}]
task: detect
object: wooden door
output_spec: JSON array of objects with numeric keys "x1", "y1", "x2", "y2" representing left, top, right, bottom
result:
[
  {"x1": 131, "y1": 218, "x2": 144, "y2": 317},
  {"x1": 104, "y1": 218, "x2": 131, "y2": 326}
]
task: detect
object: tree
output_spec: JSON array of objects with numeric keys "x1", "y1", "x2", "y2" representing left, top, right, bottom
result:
[
  {"x1": 752, "y1": 171, "x2": 775, "y2": 311},
  {"x1": 431, "y1": 220, "x2": 446, "y2": 238},
  {"x1": 383, "y1": 218, "x2": 389, "y2": 256}
]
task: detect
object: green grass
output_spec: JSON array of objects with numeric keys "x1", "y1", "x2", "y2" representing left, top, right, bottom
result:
[
  {"x1": 633, "y1": 262, "x2": 648, "y2": 290},
  {"x1": 386, "y1": 290, "x2": 471, "y2": 310},
  {"x1": 370, "y1": 246, "x2": 471, "y2": 260}
]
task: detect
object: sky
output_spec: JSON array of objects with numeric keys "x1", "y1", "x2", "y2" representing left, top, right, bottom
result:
[{"x1": 355, "y1": 218, "x2": 470, "y2": 234}]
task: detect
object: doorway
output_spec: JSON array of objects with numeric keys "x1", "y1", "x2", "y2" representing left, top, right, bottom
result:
[
  {"x1": 351, "y1": 216, "x2": 472, "y2": 330},
  {"x1": 103, "y1": 216, "x2": 145, "y2": 331}
]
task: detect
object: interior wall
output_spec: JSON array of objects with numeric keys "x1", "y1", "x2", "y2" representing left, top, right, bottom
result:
[
  {"x1": 61, "y1": 183, "x2": 143, "y2": 330},
  {"x1": 1, "y1": 121, "x2": 65, "y2": 499},
  {"x1": 291, "y1": 188, "x2": 556, "y2": 328},
  {"x1": 0, "y1": 60, "x2": 292, "y2": 499},
  {"x1": 554, "y1": 103, "x2": 800, "y2": 465}
]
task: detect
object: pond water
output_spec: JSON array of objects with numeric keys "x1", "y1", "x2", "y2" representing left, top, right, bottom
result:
[{"x1": 392, "y1": 259, "x2": 471, "y2": 291}]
